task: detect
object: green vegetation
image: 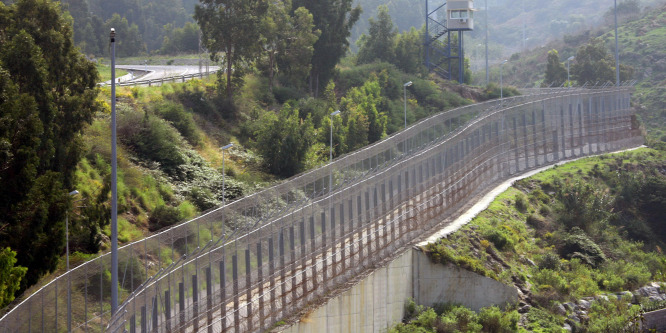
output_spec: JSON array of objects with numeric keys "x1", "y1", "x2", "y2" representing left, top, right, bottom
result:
[
  {"x1": 502, "y1": 1, "x2": 666, "y2": 146},
  {"x1": 96, "y1": 65, "x2": 128, "y2": 82},
  {"x1": 0, "y1": 248, "x2": 27, "y2": 308},
  {"x1": 415, "y1": 148, "x2": 666, "y2": 332},
  {"x1": 0, "y1": 0, "x2": 100, "y2": 292},
  {"x1": 391, "y1": 300, "x2": 520, "y2": 333}
]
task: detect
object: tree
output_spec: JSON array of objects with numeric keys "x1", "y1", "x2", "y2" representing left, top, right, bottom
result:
[
  {"x1": 195, "y1": 0, "x2": 268, "y2": 99},
  {"x1": 357, "y1": 5, "x2": 397, "y2": 65},
  {"x1": 0, "y1": 0, "x2": 100, "y2": 291},
  {"x1": 292, "y1": 0, "x2": 361, "y2": 96},
  {"x1": 277, "y1": 6, "x2": 320, "y2": 89},
  {"x1": 340, "y1": 76, "x2": 387, "y2": 149},
  {"x1": 259, "y1": 1, "x2": 319, "y2": 91},
  {"x1": 160, "y1": 22, "x2": 199, "y2": 55},
  {"x1": 0, "y1": 248, "x2": 27, "y2": 308},
  {"x1": 255, "y1": 105, "x2": 316, "y2": 177},
  {"x1": 394, "y1": 27, "x2": 425, "y2": 75},
  {"x1": 104, "y1": 14, "x2": 146, "y2": 57},
  {"x1": 543, "y1": 49, "x2": 567, "y2": 87},
  {"x1": 572, "y1": 38, "x2": 633, "y2": 86}
]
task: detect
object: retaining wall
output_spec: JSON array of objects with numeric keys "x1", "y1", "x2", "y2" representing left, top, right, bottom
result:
[
  {"x1": 644, "y1": 308, "x2": 666, "y2": 332},
  {"x1": 279, "y1": 249, "x2": 518, "y2": 333}
]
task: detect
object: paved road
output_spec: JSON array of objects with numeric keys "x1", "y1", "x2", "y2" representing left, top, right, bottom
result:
[{"x1": 101, "y1": 65, "x2": 220, "y2": 85}]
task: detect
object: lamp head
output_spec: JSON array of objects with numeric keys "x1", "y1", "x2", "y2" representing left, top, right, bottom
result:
[
  {"x1": 404, "y1": 81, "x2": 413, "y2": 87},
  {"x1": 69, "y1": 190, "x2": 79, "y2": 196},
  {"x1": 567, "y1": 56, "x2": 575, "y2": 61},
  {"x1": 221, "y1": 143, "x2": 234, "y2": 150},
  {"x1": 331, "y1": 110, "x2": 341, "y2": 116},
  {"x1": 110, "y1": 28, "x2": 116, "y2": 42}
]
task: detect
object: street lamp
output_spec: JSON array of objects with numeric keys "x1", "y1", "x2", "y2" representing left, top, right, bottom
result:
[
  {"x1": 485, "y1": 0, "x2": 489, "y2": 84},
  {"x1": 403, "y1": 81, "x2": 413, "y2": 129},
  {"x1": 109, "y1": 27, "x2": 119, "y2": 315},
  {"x1": 221, "y1": 143, "x2": 234, "y2": 205},
  {"x1": 500, "y1": 59, "x2": 508, "y2": 107},
  {"x1": 66, "y1": 189, "x2": 79, "y2": 333},
  {"x1": 567, "y1": 56, "x2": 575, "y2": 85},
  {"x1": 330, "y1": 110, "x2": 341, "y2": 192},
  {"x1": 614, "y1": 0, "x2": 620, "y2": 86}
]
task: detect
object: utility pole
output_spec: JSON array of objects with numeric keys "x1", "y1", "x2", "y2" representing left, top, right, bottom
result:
[{"x1": 110, "y1": 28, "x2": 119, "y2": 315}]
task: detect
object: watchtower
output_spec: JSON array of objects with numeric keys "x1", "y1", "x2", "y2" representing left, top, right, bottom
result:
[{"x1": 425, "y1": 0, "x2": 475, "y2": 83}]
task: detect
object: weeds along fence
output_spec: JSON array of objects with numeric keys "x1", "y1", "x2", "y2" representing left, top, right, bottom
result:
[{"x1": 0, "y1": 86, "x2": 641, "y2": 332}]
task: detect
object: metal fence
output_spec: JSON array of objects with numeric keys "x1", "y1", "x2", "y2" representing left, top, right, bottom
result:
[{"x1": 0, "y1": 86, "x2": 641, "y2": 332}]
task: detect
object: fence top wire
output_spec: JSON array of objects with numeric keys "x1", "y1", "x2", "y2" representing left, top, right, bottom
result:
[{"x1": 0, "y1": 85, "x2": 633, "y2": 326}]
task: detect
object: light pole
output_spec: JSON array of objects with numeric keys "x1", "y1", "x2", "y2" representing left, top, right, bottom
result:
[
  {"x1": 485, "y1": 0, "x2": 489, "y2": 84},
  {"x1": 221, "y1": 143, "x2": 234, "y2": 205},
  {"x1": 614, "y1": 0, "x2": 620, "y2": 86},
  {"x1": 403, "y1": 81, "x2": 412, "y2": 129},
  {"x1": 330, "y1": 110, "x2": 341, "y2": 192},
  {"x1": 567, "y1": 56, "x2": 575, "y2": 85},
  {"x1": 110, "y1": 27, "x2": 119, "y2": 315},
  {"x1": 500, "y1": 59, "x2": 508, "y2": 107},
  {"x1": 66, "y1": 189, "x2": 79, "y2": 333}
]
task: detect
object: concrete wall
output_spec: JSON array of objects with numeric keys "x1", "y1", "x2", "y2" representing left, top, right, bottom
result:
[
  {"x1": 413, "y1": 251, "x2": 518, "y2": 312},
  {"x1": 643, "y1": 308, "x2": 666, "y2": 332},
  {"x1": 279, "y1": 249, "x2": 518, "y2": 332},
  {"x1": 280, "y1": 249, "x2": 413, "y2": 333}
]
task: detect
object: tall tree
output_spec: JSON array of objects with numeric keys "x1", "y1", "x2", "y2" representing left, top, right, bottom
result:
[
  {"x1": 394, "y1": 27, "x2": 425, "y2": 75},
  {"x1": 0, "y1": 0, "x2": 100, "y2": 291},
  {"x1": 277, "y1": 6, "x2": 320, "y2": 90},
  {"x1": 104, "y1": 14, "x2": 145, "y2": 57},
  {"x1": 572, "y1": 38, "x2": 633, "y2": 85},
  {"x1": 543, "y1": 49, "x2": 567, "y2": 87},
  {"x1": 195, "y1": 0, "x2": 268, "y2": 99},
  {"x1": 292, "y1": 0, "x2": 361, "y2": 96},
  {"x1": 356, "y1": 5, "x2": 397, "y2": 65}
]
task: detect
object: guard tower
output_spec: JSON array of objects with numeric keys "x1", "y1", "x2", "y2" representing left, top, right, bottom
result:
[{"x1": 425, "y1": 0, "x2": 475, "y2": 83}]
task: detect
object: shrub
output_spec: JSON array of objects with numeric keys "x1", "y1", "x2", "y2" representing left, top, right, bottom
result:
[
  {"x1": 538, "y1": 252, "x2": 561, "y2": 271},
  {"x1": 272, "y1": 86, "x2": 302, "y2": 104},
  {"x1": 514, "y1": 193, "x2": 528, "y2": 212},
  {"x1": 533, "y1": 268, "x2": 568, "y2": 293},
  {"x1": 560, "y1": 227, "x2": 606, "y2": 267},
  {"x1": 152, "y1": 100, "x2": 201, "y2": 145},
  {"x1": 148, "y1": 205, "x2": 182, "y2": 231},
  {"x1": 524, "y1": 307, "x2": 564, "y2": 332},
  {"x1": 484, "y1": 227, "x2": 515, "y2": 252}
]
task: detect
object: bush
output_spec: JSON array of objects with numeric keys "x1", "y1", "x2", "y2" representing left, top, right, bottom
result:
[
  {"x1": 148, "y1": 205, "x2": 181, "y2": 231},
  {"x1": 272, "y1": 86, "x2": 303, "y2": 104},
  {"x1": 560, "y1": 227, "x2": 606, "y2": 267},
  {"x1": 538, "y1": 252, "x2": 561, "y2": 271},
  {"x1": 483, "y1": 227, "x2": 516, "y2": 252},
  {"x1": 152, "y1": 100, "x2": 201, "y2": 145},
  {"x1": 514, "y1": 193, "x2": 528, "y2": 213}
]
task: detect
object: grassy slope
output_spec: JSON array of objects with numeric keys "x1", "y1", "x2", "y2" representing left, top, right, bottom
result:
[{"x1": 401, "y1": 148, "x2": 666, "y2": 332}]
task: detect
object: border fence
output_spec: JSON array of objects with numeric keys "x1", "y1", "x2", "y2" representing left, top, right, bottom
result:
[{"x1": 0, "y1": 85, "x2": 642, "y2": 332}]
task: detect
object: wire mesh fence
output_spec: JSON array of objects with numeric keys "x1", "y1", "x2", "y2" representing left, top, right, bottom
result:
[{"x1": 0, "y1": 85, "x2": 641, "y2": 333}]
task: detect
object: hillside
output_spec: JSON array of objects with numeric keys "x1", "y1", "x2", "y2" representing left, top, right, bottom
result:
[
  {"x1": 0, "y1": 0, "x2": 506, "y2": 309},
  {"x1": 393, "y1": 148, "x2": 666, "y2": 332},
  {"x1": 352, "y1": 0, "x2": 662, "y2": 58},
  {"x1": 495, "y1": 1, "x2": 666, "y2": 145}
]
